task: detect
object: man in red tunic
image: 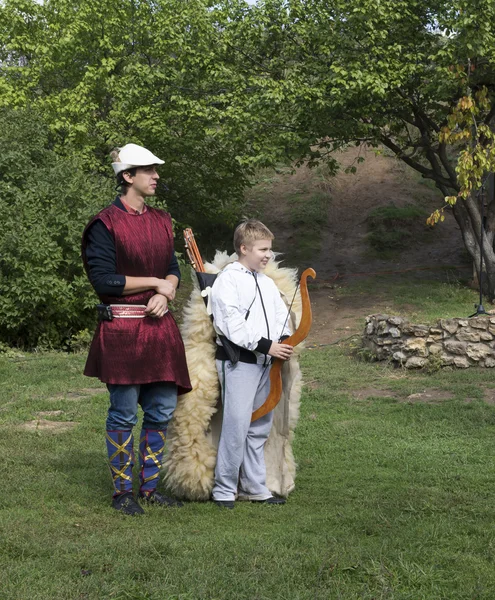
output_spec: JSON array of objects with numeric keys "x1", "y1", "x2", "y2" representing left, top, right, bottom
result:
[{"x1": 82, "y1": 143, "x2": 192, "y2": 515}]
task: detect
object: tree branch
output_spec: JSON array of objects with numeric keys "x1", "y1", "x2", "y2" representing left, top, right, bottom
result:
[
  {"x1": 437, "y1": 142, "x2": 457, "y2": 184},
  {"x1": 379, "y1": 135, "x2": 458, "y2": 191}
]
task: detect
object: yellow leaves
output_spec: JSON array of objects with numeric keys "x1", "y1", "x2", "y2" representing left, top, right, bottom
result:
[
  {"x1": 438, "y1": 86, "x2": 495, "y2": 209},
  {"x1": 427, "y1": 198, "x2": 457, "y2": 226},
  {"x1": 438, "y1": 126, "x2": 450, "y2": 144},
  {"x1": 427, "y1": 207, "x2": 447, "y2": 226},
  {"x1": 426, "y1": 208, "x2": 445, "y2": 227},
  {"x1": 476, "y1": 86, "x2": 490, "y2": 110},
  {"x1": 458, "y1": 95, "x2": 474, "y2": 111}
]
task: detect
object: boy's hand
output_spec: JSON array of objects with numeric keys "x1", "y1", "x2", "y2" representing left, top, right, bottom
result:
[
  {"x1": 145, "y1": 294, "x2": 169, "y2": 318},
  {"x1": 154, "y1": 278, "x2": 176, "y2": 301},
  {"x1": 268, "y1": 342, "x2": 293, "y2": 361}
]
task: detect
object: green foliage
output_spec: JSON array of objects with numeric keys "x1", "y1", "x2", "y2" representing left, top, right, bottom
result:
[
  {"x1": 0, "y1": 107, "x2": 112, "y2": 348},
  {"x1": 0, "y1": 341, "x2": 24, "y2": 359},
  {"x1": 367, "y1": 204, "x2": 427, "y2": 225},
  {"x1": 0, "y1": 0, "x2": 251, "y2": 242},
  {"x1": 2, "y1": 0, "x2": 495, "y2": 345},
  {"x1": 212, "y1": 0, "x2": 495, "y2": 177},
  {"x1": 366, "y1": 203, "x2": 428, "y2": 253},
  {"x1": 353, "y1": 342, "x2": 379, "y2": 363},
  {"x1": 68, "y1": 329, "x2": 93, "y2": 353},
  {"x1": 425, "y1": 351, "x2": 445, "y2": 374},
  {"x1": 289, "y1": 191, "x2": 328, "y2": 229},
  {"x1": 287, "y1": 191, "x2": 330, "y2": 261},
  {"x1": 245, "y1": 165, "x2": 332, "y2": 265},
  {"x1": 213, "y1": 0, "x2": 495, "y2": 294}
]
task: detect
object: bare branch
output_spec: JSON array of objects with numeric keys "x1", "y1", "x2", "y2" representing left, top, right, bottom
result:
[{"x1": 380, "y1": 135, "x2": 458, "y2": 191}]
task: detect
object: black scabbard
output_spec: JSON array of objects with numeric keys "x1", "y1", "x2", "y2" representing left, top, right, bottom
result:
[{"x1": 96, "y1": 304, "x2": 113, "y2": 322}]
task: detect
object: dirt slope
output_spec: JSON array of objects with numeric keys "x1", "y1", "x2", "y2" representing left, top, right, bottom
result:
[
  {"x1": 246, "y1": 146, "x2": 471, "y2": 345},
  {"x1": 313, "y1": 146, "x2": 467, "y2": 282}
]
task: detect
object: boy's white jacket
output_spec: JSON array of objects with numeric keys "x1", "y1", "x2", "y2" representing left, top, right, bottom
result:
[
  {"x1": 164, "y1": 251, "x2": 304, "y2": 501},
  {"x1": 210, "y1": 261, "x2": 291, "y2": 362}
]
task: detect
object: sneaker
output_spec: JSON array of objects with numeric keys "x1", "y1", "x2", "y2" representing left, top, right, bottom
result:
[
  {"x1": 252, "y1": 496, "x2": 286, "y2": 505},
  {"x1": 214, "y1": 500, "x2": 235, "y2": 509},
  {"x1": 112, "y1": 492, "x2": 145, "y2": 516},
  {"x1": 139, "y1": 491, "x2": 184, "y2": 507}
]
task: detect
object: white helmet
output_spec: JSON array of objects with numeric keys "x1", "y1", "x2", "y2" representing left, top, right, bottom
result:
[{"x1": 111, "y1": 143, "x2": 164, "y2": 175}]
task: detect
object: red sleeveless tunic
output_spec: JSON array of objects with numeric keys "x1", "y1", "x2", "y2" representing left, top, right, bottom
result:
[{"x1": 82, "y1": 204, "x2": 192, "y2": 395}]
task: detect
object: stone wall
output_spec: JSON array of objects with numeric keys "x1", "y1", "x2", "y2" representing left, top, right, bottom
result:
[{"x1": 363, "y1": 314, "x2": 495, "y2": 368}]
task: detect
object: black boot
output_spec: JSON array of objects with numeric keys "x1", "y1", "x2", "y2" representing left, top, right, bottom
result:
[
  {"x1": 139, "y1": 490, "x2": 183, "y2": 507},
  {"x1": 112, "y1": 491, "x2": 145, "y2": 516}
]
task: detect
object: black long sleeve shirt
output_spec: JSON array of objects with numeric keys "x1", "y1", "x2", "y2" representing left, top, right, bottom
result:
[{"x1": 84, "y1": 197, "x2": 181, "y2": 297}]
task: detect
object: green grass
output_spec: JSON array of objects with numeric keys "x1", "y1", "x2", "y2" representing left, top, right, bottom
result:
[
  {"x1": 0, "y1": 274, "x2": 492, "y2": 599},
  {"x1": 338, "y1": 275, "x2": 480, "y2": 324},
  {"x1": 366, "y1": 203, "x2": 430, "y2": 255},
  {"x1": 367, "y1": 204, "x2": 427, "y2": 224},
  {"x1": 2, "y1": 333, "x2": 495, "y2": 598}
]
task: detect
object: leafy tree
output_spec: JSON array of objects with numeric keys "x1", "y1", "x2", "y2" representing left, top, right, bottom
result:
[
  {"x1": 0, "y1": 107, "x2": 113, "y2": 348},
  {"x1": 0, "y1": 0, "x2": 267, "y2": 347},
  {"x1": 0, "y1": 0, "x2": 251, "y2": 249},
  {"x1": 4, "y1": 0, "x2": 495, "y2": 338},
  {"x1": 213, "y1": 0, "x2": 495, "y2": 297}
]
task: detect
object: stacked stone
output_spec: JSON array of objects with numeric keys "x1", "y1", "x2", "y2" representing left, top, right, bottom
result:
[{"x1": 363, "y1": 314, "x2": 495, "y2": 369}]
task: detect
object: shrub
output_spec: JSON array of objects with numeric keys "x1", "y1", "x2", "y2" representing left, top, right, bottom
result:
[
  {"x1": 0, "y1": 108, "x2": 113, "y2": 348},
  {"x1": 68, "y1": 329, "x2": 93, "y2": 353}
]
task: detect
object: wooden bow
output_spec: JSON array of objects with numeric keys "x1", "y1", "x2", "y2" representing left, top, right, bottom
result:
[
  {"x1": 251, "y1": 267, "x2": 316, "y2": 422},
  {"x1": 183, "y1": 228, "x2": 316, "y2": 422}
]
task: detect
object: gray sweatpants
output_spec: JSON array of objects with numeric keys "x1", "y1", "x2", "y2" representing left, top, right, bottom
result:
[{"x1": 212, "y1": 360, "x2": 274, "y2": 501}]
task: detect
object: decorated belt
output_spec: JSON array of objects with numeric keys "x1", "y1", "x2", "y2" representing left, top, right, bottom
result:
[
  {"x1": 97, "y1": 304, "x2": 170, "y2": 321},
  {"x1": 110, "y1": 304, "x2": 148, "y2": 318},
  {"x1": 97, "y1": 303, "x2": 169, "y2": 321}
]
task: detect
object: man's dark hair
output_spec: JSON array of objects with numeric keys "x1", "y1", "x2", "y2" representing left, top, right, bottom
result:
[{"x1": 116, "y1": 167, "x2": 137, "y2": 194}]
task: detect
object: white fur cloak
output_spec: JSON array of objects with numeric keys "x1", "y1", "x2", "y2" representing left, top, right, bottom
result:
[{"x1": 163, "y1": 252, "x2": 303, "y2": 500}]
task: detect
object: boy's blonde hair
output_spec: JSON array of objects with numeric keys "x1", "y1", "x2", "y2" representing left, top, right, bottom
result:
[{"x1": 233, "y1": 219, "x2": 274, "y2": 254}]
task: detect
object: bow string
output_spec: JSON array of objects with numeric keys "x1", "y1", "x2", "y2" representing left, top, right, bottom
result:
[{"x1": 251, "y1": 267, "x2": 316, "y2": 422}]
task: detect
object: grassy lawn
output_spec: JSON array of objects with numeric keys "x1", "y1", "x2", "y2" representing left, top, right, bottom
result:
[
  {"x1": 1, "y1": 323, "x2": 495, "y2": 598},
  {"x1": 338, "y1": 274, "x2": 481, "y2": 324}
]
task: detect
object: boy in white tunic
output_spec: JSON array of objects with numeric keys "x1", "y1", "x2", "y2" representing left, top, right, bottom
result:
[{"x1": 210, "y1": 220, "x2": 294, "y2": 509}]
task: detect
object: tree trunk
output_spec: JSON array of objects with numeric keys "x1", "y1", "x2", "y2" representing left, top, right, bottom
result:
[{"x1": 451, "y1": 191, "x2": 495, "y2": 302}]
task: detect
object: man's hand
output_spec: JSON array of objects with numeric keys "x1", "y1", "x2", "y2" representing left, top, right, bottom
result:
[
  {"x1": 145, "y1": 294, "x2": 169, "y2": 318},
  {"x1": 154, "y1": 279, "x2": 176, "y2": 301},
  {"x1": 268, "y1": 342, "x2": 293, "y2": 361}
]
